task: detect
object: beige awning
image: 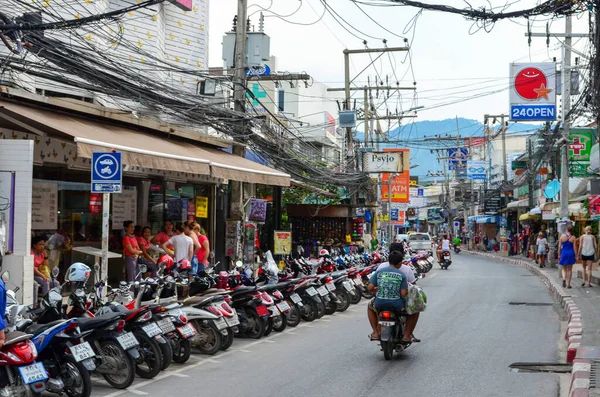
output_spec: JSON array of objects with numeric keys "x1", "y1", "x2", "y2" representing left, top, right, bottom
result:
[
  {"x1": 541, "y1": 201, "x2": 560, "y2": 211},
  {"x1": 0, "y1": 101, "x2": 290, "y2": 186},
  {"x1": 507, "y1": 198, "x2": 529, "y2": 209}
]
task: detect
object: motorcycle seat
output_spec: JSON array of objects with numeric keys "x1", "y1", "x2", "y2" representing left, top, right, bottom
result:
[
  {"x1": 77, "y1": 313, "x2": 124, "y2": 331},
  {"x1": 229, "y1": 286, "x2": 256, "y2": 295},
  {"x1": 183, "y1": 295, "x2": 222, "y2": 306},
  {"x1": 201, "y1": 288, "x2": 228, "y2": 295},
  {"x1": 275, "y1": 281, "x2": 292, "y2": 289},
  {"x1": 4, "y1": 331, "x2": 32, "y2": 346},
  {"x1": 26, "y1": 319, "x2": 68, "y2": 336}
]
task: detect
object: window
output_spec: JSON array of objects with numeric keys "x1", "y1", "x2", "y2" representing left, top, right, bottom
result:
[
  {"x1": 409, "y1": 233, "x2": 430, "y2": 241},
  {"x1": 277, "y1": 89, "x2": 285, "y2": 112}
]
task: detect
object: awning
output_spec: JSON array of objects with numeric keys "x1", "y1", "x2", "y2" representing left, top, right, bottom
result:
[
  {"x1": 553, "y1": 203, "x2": 587, "y2": 217},
  {"x1": 507, "y1": 198, "x2": 529, "y2": 209},
  {"x1": 529, "y1": 207, "x2": 542, "y2": 215},
  {"x1": 476, "y1": 216, "x2": 498, "y2": 224},
  {"x1": 0, "y1": 101, "x2": 290, "y2": 186},
  {"x1": 541, "y1": 202, "x2": 559, "y2": 211},
  {"x1": 519, "y1": 213, "x2": 539, "y2": 221}
]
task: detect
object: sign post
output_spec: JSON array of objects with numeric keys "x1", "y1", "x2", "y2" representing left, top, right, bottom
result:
[{"x1": 92, "y1": 152, "x2": 122, "y2": 291}]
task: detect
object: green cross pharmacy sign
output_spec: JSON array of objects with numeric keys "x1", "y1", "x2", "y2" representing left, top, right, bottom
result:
[{"x1": 568, "y1": 128, "x2": 596, "y2": 177}]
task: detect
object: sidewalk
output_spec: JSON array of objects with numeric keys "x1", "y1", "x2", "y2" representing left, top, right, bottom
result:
[{"x1": 464, "y1": 250, "x2": 599, "y2": 397}]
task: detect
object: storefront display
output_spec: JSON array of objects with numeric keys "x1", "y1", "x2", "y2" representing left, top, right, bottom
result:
[
  {"x1": 351, "y1": 218, "x2": 364, "y2": 241},
  {"x1": 290, "y1": 217, "x2": 348, "y2": 243}
]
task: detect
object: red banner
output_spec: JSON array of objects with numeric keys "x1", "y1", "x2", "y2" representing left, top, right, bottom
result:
[{"x1": 381, "y1": 149, "x2": 410, "y2": 203}]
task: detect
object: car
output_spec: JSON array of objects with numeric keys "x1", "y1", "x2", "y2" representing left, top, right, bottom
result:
[
  {"x1": 408, "y1": 232, "x2": 433, "y2": 252},
  {"x1": 395, "y1": 233, "x2": 409, "y2": 243},
  {"x1": 99, "y1": 159, "x2": 114, "y2": 165}
]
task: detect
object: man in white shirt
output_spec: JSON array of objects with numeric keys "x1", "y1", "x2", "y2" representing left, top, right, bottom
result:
[
  {"x1": 368, "y1": 243, "x2": 421, "y2": 342},
  {"x1": 161, "y1": 223, "x2": 193, "y2": 264}
]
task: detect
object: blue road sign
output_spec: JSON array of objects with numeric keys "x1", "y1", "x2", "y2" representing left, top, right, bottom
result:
[
  {"x1": 417, "y1": 188, "x2": 424, "y2": 197},
  {"x1": 390, "y1": 208, "x2": 399, "y2": 221},
  {"x1": 448, "y1": 148, "x2": 468, "y2": 170},
  {"x1": 92, "y1": 152, "x2": 122, "y2": 193}
]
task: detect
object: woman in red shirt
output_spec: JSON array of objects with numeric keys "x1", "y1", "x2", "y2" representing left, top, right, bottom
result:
[
  {"x1": 137, "y1": 226, "x2": 157, "y2": 277},
  {"x1": 191, "y1": 222, "x2": 210, "y2": 271},
  {"x1": 151, "y1": 220, "x2": 175, "y2": 251},
  {"x1": 123, "y1": 221, "x2": 143, "y2": 282}
]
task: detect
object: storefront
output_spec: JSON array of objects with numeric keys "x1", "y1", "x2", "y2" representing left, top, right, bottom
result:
[{"x1": 0, "y1": 97, "x2": 290, "y2": 294}]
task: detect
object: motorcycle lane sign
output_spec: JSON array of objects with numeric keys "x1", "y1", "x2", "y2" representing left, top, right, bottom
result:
[{"x1": 91, "y1": 152, "x2": 122, "y2": 194}]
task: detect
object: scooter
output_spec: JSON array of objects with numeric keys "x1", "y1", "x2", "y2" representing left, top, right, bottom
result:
[
  {"x1": 378, "y1": 309, "x2": 409, "y2": 361},
  {"x1": 440, "y1": 251, "x2": 452, "y2": 270},
  {"x1": 454, "y1": 244, "x2": 461, "y2": 254}
]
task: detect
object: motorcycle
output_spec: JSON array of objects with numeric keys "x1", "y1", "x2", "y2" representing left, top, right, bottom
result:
[
  {"x1": 440, "y1": 251, "x2": 452, "y2": 270},
  {"x1": 454, "y1": 244, "x2": 461, "y2": 254},
  {"x1": 378, "y1": 309, "x2": 409, "y2": 360}
]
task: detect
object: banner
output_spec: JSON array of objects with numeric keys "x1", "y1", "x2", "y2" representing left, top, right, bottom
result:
[
  {"x1": 569, "y1": 128, "x2": 595, "y2": 177},
  {"x1": 589, "y1": 195, "x2": 600, "y2": 221},
  {"x1": 509, "y1": 62, "x2": 557, "y2": 121},
  {"x1": 467, "y1": 160, "x2": 487, "y2": 180},
  {"x1": 381, "y1": 148, "x2": 410, "y2": 203},
  {"x1": 195, "y1": 196, "x2": 208, "y2": 218},
  {"x1": 274, "y1": 231, "x2": 292, "y2": 255},
  {"x1": 248, "y1": 198, "x2": 267, "y2": 222}
]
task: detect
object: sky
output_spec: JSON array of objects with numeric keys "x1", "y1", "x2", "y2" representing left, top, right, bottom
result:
[{"x1": 208, "y1": 0, "x2": 591, "y2": 123}]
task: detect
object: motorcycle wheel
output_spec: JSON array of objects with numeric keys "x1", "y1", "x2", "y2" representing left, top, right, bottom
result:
[
  {"x1": 272, "y1": 313, "x2": 287, "y2": 332},
  {"x1": 191, "y1": 320, "x2": 222, "y2": 354},
  {"x1": 361, "y1": 286, "x2": 374, "y2": 299},
  {"x1": 324, "y1": 299, "x2": 337, "y2": 315},
  {"x1": 351, "y1": 288, "x2": 362, "y2": 304},
  {"x1": 264, "y1": 317, "x2": 273, "y2": 336},
  {"x1": 335, "y1": 290, "x2": 351, "y2": 312},
  {"x1": 99, "y1": 339, "x2": 136, "y2": 389},
  {"x1": 134, "y1": 332, "x2": 163, "y2": 379},
  {"x1": 315, "y1": 299, "x2": 326, "y2": 319},
  {"x1": 159, "y1": 336, "x2": 173, "y2": 370},
  {"x1": 171, "y1": 335, "x2": 191, "y2": 364},
  {"x1": 285, "y1": 301, "x2": 301, "y2": 327},
  {"x1": 243, "y1": 309, "x2": 266, "y2": 339},
  {"x1": 62, "y1": 354, "x2": 93, "y2": 397},
  {"x1": 381, "y1": 340, "x2": 394, "y2": 360},
  {"x1": 300, "y1": 299, "x2": 317, "y2": 322},
  {"x1": 220, "y1": 328, "x2": 234, "y2": 351}
]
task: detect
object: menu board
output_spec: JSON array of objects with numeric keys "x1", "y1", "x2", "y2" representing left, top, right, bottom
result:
[
  {"x1": 225, "y1": 221, "x2": 241, "y2": 257},
  {"x1": 112, "y1": 189, "x2": 137, "y2": 230},
  {"x1": 149, "y1": 184, "x2": 163, "y2": 234},
  {"x1": 32, "y1": 182, "x2": 58, "y2": 230}
]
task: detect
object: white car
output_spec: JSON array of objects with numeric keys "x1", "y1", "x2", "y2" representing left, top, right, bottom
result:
[
  {"x1": 408, "y1": 232, "x2": 433, "y2": 252},
  {"x1": 395, "y1": 234, "x2": 409, "y2": 243}
]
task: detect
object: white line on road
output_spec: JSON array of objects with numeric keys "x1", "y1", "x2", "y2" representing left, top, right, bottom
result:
[
  {"x1": 127, "y1": 390, "x2": 148, "y2": 395},
  {"x1": 168, "y1": 372, "x2": 190, "y2": 378}
]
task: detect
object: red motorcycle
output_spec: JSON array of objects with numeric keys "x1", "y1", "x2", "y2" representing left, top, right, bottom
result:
[{"x1": 0, "y1": 332, "x2": 48, "y2": 397}]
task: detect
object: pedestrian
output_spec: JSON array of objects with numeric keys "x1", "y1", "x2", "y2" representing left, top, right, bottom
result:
[
  {"x1": 137, "y1": 226, "x2": 158, "y2": 277},
  {"x1": 192, "y1": 223, "x2": 210, "y2": 271},
  {"x1": 31, "y1": 235, "x2": 59, "y2": 304},
  {"x1": 558, "y1": 225, "x2": 577, "y2": 289},
  {"x1": 151, "y1": 220, "x2": 175, "y2": 250},
  {"x1": 161, "y1": 222, "x2": 193, "y2": 265},
  {"x1": 577, "y1": 225, "x2": 597, "y2": 287},
  {"x1": 536, "y1": 232, "x2": 548, "y2": 268},
  {"x1": 122, "y1": 221, "x2": 143, "y2": 282}
]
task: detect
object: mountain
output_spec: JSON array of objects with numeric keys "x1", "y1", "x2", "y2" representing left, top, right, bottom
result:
[{"x1": 355, "y1": 117, "x2": 540, "y2": 177}]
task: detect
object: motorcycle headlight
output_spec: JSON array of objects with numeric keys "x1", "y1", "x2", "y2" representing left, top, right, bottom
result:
[{"x1": 75, "y1": 288, "x2": 86, "y2": 298}]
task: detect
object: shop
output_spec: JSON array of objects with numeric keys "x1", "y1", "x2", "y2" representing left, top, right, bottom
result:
[{"x1": 0, "y1": 96, "x2": 290, "y2": 298}]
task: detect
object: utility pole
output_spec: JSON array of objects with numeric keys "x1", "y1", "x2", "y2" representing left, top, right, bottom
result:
[
  {"x1": 363, "y1": 87, "x2": 369, "y2": 147},
  {"x1": 559, "y1": 14, "x2": 572, "y2": 223},
  {"x1": 230, "y1": 0, "x2": 248, "y2": 259},
  {"x1": 484, "y1": 114, "x2": 508, "y2": 185}
]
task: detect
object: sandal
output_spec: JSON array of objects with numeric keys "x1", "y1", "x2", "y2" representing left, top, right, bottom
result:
[
  {"x1": 411, "y1": 334, "x2": 421, "y2": 343},
  {"x1": 568, "y1": 286, "x2": 572, "y2": 289},
  {"x1": 563, "y1": 280, "x2": 566, "y2": 288},
  {"x1": 369, "y1": 334, "x2": 380, "y2": 341},
  {"x1": 582, "y1": 283, "x2": 586, "y2": 287}
]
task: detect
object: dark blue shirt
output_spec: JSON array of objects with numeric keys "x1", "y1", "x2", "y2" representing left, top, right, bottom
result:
[{"x1": 0, "y1": 279, "x2": 6, "y2": 330}]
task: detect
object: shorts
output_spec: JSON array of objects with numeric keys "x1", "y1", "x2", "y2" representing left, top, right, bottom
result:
[
  {"x1": 372, "y1": 297, "x2": 405, "y2": 312},
  {"x1": 582, "y1": 254, "x2": 595, "y2": 261},
  {"x1": 537, "y1": 248, "x2": 547, "y2": 256}
]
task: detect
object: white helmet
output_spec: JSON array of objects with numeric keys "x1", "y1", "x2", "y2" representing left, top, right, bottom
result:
[
  {"x1": 319, "y1": 249, "x2": 330, "y2": 258},
  {"x1": 67, "y1": 262, "x2": 91, "y2": 283}
]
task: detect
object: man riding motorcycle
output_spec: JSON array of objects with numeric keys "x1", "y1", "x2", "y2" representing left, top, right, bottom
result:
[
  {"x1": 367, "y1": 247, "x2": 419, "y2": 345},
  {"x1": 437, "y1": 233, "x2": 451, "y2": 262}
]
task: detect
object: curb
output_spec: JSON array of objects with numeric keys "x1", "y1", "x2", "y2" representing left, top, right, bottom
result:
[{"x1": 464, "y1": 250, "x2": 587, "y2": 397}]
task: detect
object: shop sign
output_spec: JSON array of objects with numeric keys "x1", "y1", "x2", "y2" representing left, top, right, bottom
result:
[
  {"x1": 195, "y1": 196, "x2": 208, "y2": 218},
  {"x1": 542, "y1": 210, "x2": 556, "y2": 220},
  {"x1": 511, "y1": 160, "x2": 527, "y2": 170},
  {"x1": 112, "y1": 189, "x2": 137, "y2": 230},
  {"x1": 274, "y1": 231, "x2": 292, "y2": 255},
  {"x1": 187, "y1": 201, "x2": 195, "y2": 222},
  {"x1": 362, "y1": 151, "x2": 405, "y2": 173},
  {"x1": 589, "y1": 195, "x2": 600, "y2": 221},
  {"x1": 409, "y1": 176, "x2": 419, "y2": 186},
  {"x1": 225, "y1": 221, "x2": 241, "y2": 257},
  {"x1": 509, "y1": 62, "x2": 556, "y2": 121},
  {"x1": 569, "y1": 128, "x2": 596, "y2": 177},
  {"x1": 483, "y1": 190, "x2": 501, "y2": 213},
  {"x1": 467, "y1": 160, "x2": 487, "y2": 180},
  {"x1": 500, "y1": 216, "x2": 507, "y2": 227},
  {"x1": 32, "y1": 182, "x2": 57, "y2": 230},
  {"x1": 89, "y1": 193, "x2": 102, "y2": 215},
  {"x1": 248, "y1": 198, "x2": 267, "y2": 223},
  {"x1": 409, "y1": 197, "x2": 425, "y2": 207}
]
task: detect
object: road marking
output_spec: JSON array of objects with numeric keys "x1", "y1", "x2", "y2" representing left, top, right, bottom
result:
[
  {"x1": 263, "y1": 339, "x2": 275, "y2": 343},
  {"x1": 425, "y1": 273, "x2": 439, "y2": 280},
  {"x1": 237, "y1": 349, "x2": 252, "y2": 353},
  {"x1": 169, "y1": 372, "x2": 190, "y2": 378},
  {"x1": 286, "y1": 331, "x2": 298, "y2": 335},
  {"x1": 128, "y1": 390, "x2": 148, "y2": 395}
]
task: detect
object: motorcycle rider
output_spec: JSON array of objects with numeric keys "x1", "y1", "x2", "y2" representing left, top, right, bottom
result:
[
  {"x1": 367, "y1": 246, "x2": 419, "y2": 343},
  {"x1": 437, "y1": 233, "x2": 451, "y2": 262}
]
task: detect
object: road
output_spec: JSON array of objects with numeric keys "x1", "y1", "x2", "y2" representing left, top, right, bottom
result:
[{"x1": 89, "y1": 254, "x2": 561, "y2": 397}]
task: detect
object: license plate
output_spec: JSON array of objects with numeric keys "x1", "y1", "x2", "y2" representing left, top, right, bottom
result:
[
  {"x1": 225, "y1": 310, "x2": 240, "y2": 327},
  {"x1": 177, "y1": 323, "x2": 196, "y2": 338},
  {"x1": 343, "y1": 281, "x2": 354, "y2": 292},
  {"x1": 352, "y1": 278, "x2": 362, "y2": 286},
  {"x1": 18, "y1": 362, "x2": 48, "y2": 384},
  {"x1": 290, "y1": 293, "x2": 302, "y2": 303},
  {"x1": 269, "y1": 305, "x2": 280, "y2": 317},
  {"x1": 427, "y1": 257, "x2": 434, "y2": 263},
  {"x1": 379, "y1": 321, "x2": 396, "y2": 326},
  {"x1": 306, "y1": 287, "x2": 317, "y2": 296},
  {"x1": 317, "y1": 286, "x2": 329, "y2": 296},
  {"x1": 142, "y1": 322, "x2": 162, "y2": 337},
  {"x1": 214, "y1": 317, "x2": 227, "y2": 330},
  {"x1": 277, "y1": 301, "x2": 291, "y2": 312},
  {"x1": 326, "y1": 282, "x2": 336, "y2": 292},
  {"x1": 70, "y1": 342, "x2": 95, "y2": 362},
  {"x1": 256, "y1": 305, "x2": 270, "y2": 317},
  {"x1": 157, "y1": 318, "x2": 176, "y2": 333},
  {"x1": 117, "y1": 332, "x2": 139, "y2": 350}
]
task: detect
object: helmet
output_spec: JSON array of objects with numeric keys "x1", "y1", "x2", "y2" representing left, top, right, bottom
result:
[
  {"x1": 319, "y1": 249, "x2": 330, "y2": 258},
  {"x1": 159, "y1": 255, "x2": 174, "y2": 270},
  {"x1": 178, "y1": 259, "x2": 191, "y2": 270},
  {"x1": 372, "y1": 253, "x2": 381, "y2": 264},
  {"x1": 67, "y1": 262, "x2": 91, "y2": 283}
]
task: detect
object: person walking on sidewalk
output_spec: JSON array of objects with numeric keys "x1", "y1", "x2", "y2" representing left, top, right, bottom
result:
[
  {"x1": 536, "y1": 232, "x2": 548, "y2": 268},
  {"x1": 577, "y1": 226, "x2": 597, "y2": 287},
  {"x1": 558, "y1": 225, "x2": 577, "y2": 289}
]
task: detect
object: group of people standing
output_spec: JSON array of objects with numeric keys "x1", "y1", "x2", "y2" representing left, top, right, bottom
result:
[
  {"x1": 122, "y1": 219, "x2": 211, "y2": 282},
  {"x1": 558, "y1": 225, "x2": 597, "y2": 289}
]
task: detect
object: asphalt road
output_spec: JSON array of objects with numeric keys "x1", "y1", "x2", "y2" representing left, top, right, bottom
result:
[{"x1": 88, "y1": 254, "x2": 561, "y2": 397}]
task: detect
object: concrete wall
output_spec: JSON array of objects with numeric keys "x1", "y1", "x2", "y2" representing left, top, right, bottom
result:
[{"x1": 0, "y1": 140, "x2": 34, "y2": 304}]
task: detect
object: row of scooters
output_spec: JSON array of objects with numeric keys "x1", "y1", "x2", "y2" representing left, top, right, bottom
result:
[{"x1": 0, "y1": 247, "x2": 434, "y2": 397}]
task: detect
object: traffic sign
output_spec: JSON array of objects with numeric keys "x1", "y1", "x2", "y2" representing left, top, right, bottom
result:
[
  {"x1": 417, "y1": 188, "x2": 424, "y2": 197},
  {"x1": 453, "y1": 221, "x2": 460, "y2": 228},
  {"x1": 390, "y1": 208, "x2": 399, "y2": 221},
  {"x1": 92, "y1": 152, "x2": 122, "y2": 193}
]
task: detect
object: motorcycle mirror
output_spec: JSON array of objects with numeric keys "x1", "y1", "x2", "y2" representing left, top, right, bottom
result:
[
  {"x1": 210, "y1": 252, "x2": 215, "y2": 259},
  {"x1": 94, "y1": 263, "x2": 100, "y2": 272},
  {"x1": 140, "y1": 264, "x2": 148, "y2": 274},
  {"x1": 235, "y1": 260, "x2": 243, "y2": 268},
  {"x1": 51, "y1": 267, "x2": 60, "y2": 277},
  {"x1": 1, "y1": 271, "x2": 9, "y2": 283}
]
